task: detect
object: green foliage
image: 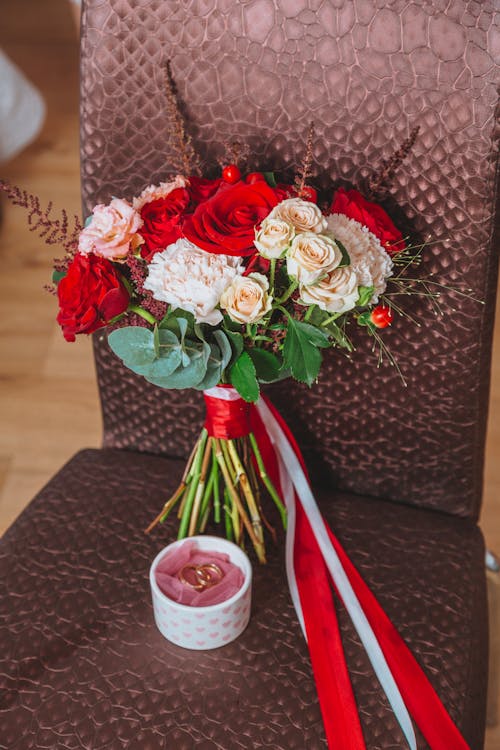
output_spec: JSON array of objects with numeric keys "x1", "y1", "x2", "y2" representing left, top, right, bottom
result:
[
  {"x1": 335, "y1": 239, "x2": 351, "y2": 267},
  {"x1": 107, "y1": 322, "x2": 234, "y2": 392},
  {"x1": 248, "y1": 347, "x2": 282, "y2": 382},
  {"x1": 263, "y1": 172, "x2": 277, "y2": 187},
  {"x1": 357, "y1": 285, "x2": 375, "y2": 307},
  {"x1": 52, "y1": 269, "x2": 67, "y2": 284},
  {"x1": 229, "y1": 351, "x2": 260, "y2": 402},
  {"x1": 283, "y1": 318, "x2": 329, "y2": 386}
]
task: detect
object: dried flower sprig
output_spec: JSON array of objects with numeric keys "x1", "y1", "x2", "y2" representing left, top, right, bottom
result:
[
  {"x1": 367, "y1": 125, "x2": 420, "y2": 197},
  {"x1": 294, "y1": 122, "x2": 315, "y2": 198},
  {"x1": 218, "y1": 141, "x2": 251, "y2": 171},
  {"x1": 164, "y1": 60, "x2": 201, "y2": 176},
  {"x1": 0, "y1": 180, "x2": 82, "y2": 253}
]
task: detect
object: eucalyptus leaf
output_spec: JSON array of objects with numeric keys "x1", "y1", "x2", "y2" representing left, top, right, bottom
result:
[
  {"x1": 194, "y1": 342, "x2": 224, "y2": 391},
  {"x1": 263, "y1": 172, "x2": 277, "y2": 187},
  {"x1": 214, "y1": 330, "x2": 232, "y2": 372},
  {"x1": 146, "y1": 341, "x2": 210, "y2": 389},
  {"x1": 108, "y1": 327, "x2": 157, "y2": 368},
  {"x1": 229, "y1": 351, "x2": 259, "y2": 402}
]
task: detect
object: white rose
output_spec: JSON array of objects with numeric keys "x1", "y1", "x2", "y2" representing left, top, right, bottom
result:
[
  {"x1": 144, "y1": 238, "x2": 243, "y2": 325},
  {"x1": 220, "y1": 273, "x2": 273, "y2": 324},
  {"x1": 327, "y1": 214, "x2": 393, "y2": 303},
  {"x1": 269, "y1": 197, "x2": 327, "y2": 234},
  {"x1": 300, "y1": 266, "x2": 359, "y2": 314},
  {"x1": 254, "y1": 217, "x2": 295, "y2": 259},
  {"x1": 286, "y1": 232, "x2": 342, "y2": 285}
]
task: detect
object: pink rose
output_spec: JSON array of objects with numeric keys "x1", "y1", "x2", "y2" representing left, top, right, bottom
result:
[{"x1": 78, "y1": 198, "x2": 143, "y2": 261}]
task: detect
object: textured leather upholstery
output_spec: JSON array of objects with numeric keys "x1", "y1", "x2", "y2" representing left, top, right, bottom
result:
[
  {"x1": 81, "y1": 0, "x2": 500, "y2": 520},
  {"x1": 0, "y1": 449, "x2": 488, "y2": 749},
  {"x1": 0, "y1": 2, "x2": 495, "y2": 748}
]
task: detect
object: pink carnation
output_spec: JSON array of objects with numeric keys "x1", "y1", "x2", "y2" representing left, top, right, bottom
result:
[{"x1": 78, "y1": 198, "x2": 142, "y2": 261}]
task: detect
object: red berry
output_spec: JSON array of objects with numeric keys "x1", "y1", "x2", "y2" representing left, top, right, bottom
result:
[
  {"x1": 246, "y1": 172, "x2": 266, "y2": 184},
  {"x1": 222, "y1": 164, "x2": 242, "y2": 184},
  {"x1": 370, "y1": 305, "x2": 393, "y2": 328}
]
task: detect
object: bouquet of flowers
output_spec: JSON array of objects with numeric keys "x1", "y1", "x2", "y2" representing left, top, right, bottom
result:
[
  {"x1": 2, "y1": 80, "x2": 476, "y2": 747},
  {"x1": 1, "y1": 121, "x2": 423, "y2": 563}
]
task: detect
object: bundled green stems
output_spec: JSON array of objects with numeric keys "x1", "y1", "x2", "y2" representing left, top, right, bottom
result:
[{"x1": 146, "y1": 428, "x2": 287, "y2": 563}]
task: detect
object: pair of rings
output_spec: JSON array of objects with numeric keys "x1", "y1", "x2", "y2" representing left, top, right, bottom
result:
[{"x1": 178, "y1": 562, "x2": 224, "y2": 591}]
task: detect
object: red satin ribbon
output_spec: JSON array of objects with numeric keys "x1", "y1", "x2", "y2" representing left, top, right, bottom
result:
[
  {"x1": 203, "y1": 389, "x2": 252, "y2": 439},
  {"x1": 204, "y1": 389, "x2": 472, "y2": 750}
]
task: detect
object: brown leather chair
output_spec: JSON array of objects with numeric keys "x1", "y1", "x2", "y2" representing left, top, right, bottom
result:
[{"x1": 1, "y1": 1, "x2": 498, "y2": 748}]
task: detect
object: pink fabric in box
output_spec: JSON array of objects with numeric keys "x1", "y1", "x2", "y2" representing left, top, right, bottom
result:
[{"x1": 155, "y1": 539, "x2": 244, "y2": 606}]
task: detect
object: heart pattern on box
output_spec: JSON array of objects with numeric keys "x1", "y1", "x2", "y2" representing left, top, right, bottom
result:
[{"x1": 152, "y1": 585, "x2": 251, "y2": 650}]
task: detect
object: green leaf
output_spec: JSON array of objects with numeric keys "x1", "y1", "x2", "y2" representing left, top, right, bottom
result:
[
  {"x1": 335, "y1": 238, "x2": 350, "y2": 267},
  {"x1": 357, "y1": 311, "x2": 372, "y2": 327},
  {"x1": 133, "y1": 328, "x2": 182, "y2": 378},
  {"x1": 52, "y1": 269, "x2": 66, "y2": 284},
  {"x1": 159, "y1": 308, "x2": 196, "y2": 338},
  {"x1": 108, "y1": 327, "x2": 157, "y2": 368},
  {"x1": 248, "y1": 347, "x2": 282, "y2": 383},
  {"x1": 282, "y1": 318, "x2": 329, "y2": 386},
  {"x1": 224, "y1": 329, "x2": 244, "y2": 367},
  {"x1": 326, "y1": 320, "x2": 354, "y2": 351},
  {"x1": 84, "y1": 215, "x2": 93, "y2": 228},
  {"x1": 213, "y1": 330, "x2": 232, "y2": 372},
  {"x1": 263, "y1": 171, "x2": 277, "y2": 188},
  {"x1": 357, "y1": 285, "x2": 375, "y2": 307},
  {"x1": 153, "y1": 324, "x2": 160, "y2": 356},
  {"x1": 229, "y1": 351, "x2": 260, "y2": 402},
  {"x1": 222, "y1": 314, "x2": 243, "y2": 333},
  {"x1": 194, "y1": 342, "x2": 224, "y2": 391},
  {"x1": 146, "y1": 341, "x2": 210, "y2": 389}
]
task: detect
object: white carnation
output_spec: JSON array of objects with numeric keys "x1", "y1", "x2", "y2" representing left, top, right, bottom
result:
[
  {"x1": 327, "y1": 214, "x2": 393, "y2": 302},
  {"x1": 144, "y1": 238, "x2": 243, "y2": 325}
]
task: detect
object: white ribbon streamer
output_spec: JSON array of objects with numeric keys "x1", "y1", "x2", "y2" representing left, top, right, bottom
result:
[{"x1": 256, "y1": 398, "x2": 417, "y2": 750}]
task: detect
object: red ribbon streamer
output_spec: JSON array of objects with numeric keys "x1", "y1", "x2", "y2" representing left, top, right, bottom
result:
[{"x1": 204, "y1": 388, "x2": 472, "y2": 750}]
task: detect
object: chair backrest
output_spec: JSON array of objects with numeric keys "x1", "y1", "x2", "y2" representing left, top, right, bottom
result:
[{"x1": 81, "y1": 0, "x2": 499, "y2": 520}]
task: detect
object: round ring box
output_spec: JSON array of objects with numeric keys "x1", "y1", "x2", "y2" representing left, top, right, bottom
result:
[{"x1": 150, "y1": 536, "x2": 252, "y2": 650}]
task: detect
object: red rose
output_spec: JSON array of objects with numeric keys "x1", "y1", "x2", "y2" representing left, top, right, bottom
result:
[
  {"x1": 330, "y1": 188, "x2": 405, "y2": 255},
  {"x1": 182, "y1": 181, "x2": 279, "y2": 256},
  {"x1": 187, "y1": 176, "x2": 222, "y2": 204},
  {"x1": 57, "y1": 253, "x2": 130, "y2": 342},
  {"x1": 139, "y1": 187, "x2": 190, "y2": 261}
]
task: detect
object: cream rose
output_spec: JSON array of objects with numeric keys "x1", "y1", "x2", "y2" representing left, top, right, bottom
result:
[
  {"x1": 300, "y1": 266, "x2": 359, "y2": 314},
  {"x1": 144, "y1": 238, "x2": 243, "y2": 325},
  {"x1": 220, "y1": 273, "x2": 272, "y2": 324},
  {"x1": 286, "y1": 232, "x2": 342, "y2": 285},
  {"x1": 269, "y1": 197, "x2": 327, "y2": 234},
  {"x1": 132, "y1": 175, "x2": 188, "y2": 211},
  {"x1": 78, "y1": 198, "x2": 143, "y2": 261},
  {"x1": 327, "y1": 214, "x2": 393, "y2": 302},
  {"x1": 254, "y1": 217, "x2": 295, "y2": 259}
]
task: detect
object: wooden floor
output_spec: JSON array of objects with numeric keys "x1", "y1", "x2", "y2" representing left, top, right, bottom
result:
[{"x1": 0, "y1": 0, "x2": 498, "y2": 745}]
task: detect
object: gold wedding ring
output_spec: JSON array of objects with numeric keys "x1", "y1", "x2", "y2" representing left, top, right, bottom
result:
[{"x1": 178, "y1": 562, "x2": 224, "y2": 591}]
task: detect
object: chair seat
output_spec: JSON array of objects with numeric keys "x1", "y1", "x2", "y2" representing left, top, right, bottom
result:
[{"x1": 0, "y1": 448, "x2": 487, "y2": 750}]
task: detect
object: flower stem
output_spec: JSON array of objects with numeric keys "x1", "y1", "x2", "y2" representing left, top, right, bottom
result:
[
  {"x1": 188, "y1": 436, "x2": 213, "y2": 536},
  {"x1": 128, "y1": 304, "x2": 157, "y2": 325},
  {"x1": 212, "y1": 444, "x2": 221, "y2": 523},
  {"x1": 178, "y1": 428, "x2": 208, "y2": 539},
  {"x1": 270, "y1": 259, "x2": 276, "y2": 293},
  {"x1": 228, "y1": 439, "x2": 265, "y2": 554},
  {"x1": 275, "y1": 279, "x2": 298, "y2": 304},
  {"x1": 214, "y1": 438, "x2": 266, "y2": 561},
  {"x1": 249, "y1": 432, "x2": 287, "y2": 529}
]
